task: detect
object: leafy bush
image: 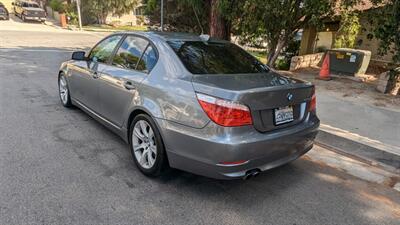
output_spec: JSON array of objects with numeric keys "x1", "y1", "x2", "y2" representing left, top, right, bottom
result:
[
  {"x1": 334, "y1": 11, "x2": 360, "y2": 48},
  {"x1": 49, "y1": 0, "x2": 65, "y2": 13},
  {"x1": 64, "y1": 2, "x2": 78, "y2": 25},
  {"x1": 274, "y1": 39, "x2": 300, "y2": 70},
  {"x1": 275, "y1": 57, "x2": 291, "y2": 70}
]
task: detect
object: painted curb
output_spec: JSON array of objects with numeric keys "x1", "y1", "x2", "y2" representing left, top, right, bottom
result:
[{"x1": 315, "y1": 125, "x2": 400, "y2": 174}]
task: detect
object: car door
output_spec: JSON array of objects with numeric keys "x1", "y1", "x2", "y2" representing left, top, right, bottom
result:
[
  {"x1": 98, "y1": 35, "x2": 157, "y2": 127},
  {"x1": 68, "y1": 34, "x2": 123, "y2": 112}
]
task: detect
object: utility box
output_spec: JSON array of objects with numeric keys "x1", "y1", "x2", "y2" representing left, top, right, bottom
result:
[{"x1": 327, "y1": 48, "x2": 371, "y2": 76}]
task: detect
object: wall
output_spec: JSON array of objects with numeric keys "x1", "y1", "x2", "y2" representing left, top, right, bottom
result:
[
  {"x1": 290, "y1": 52, "x2": 325, "y2": 71},
  {"x1": 2, "y1": 0, "x2": 13, "y2": 11},
  {"x1": 46, "y1": 6, "x2": 53, "y2": 18},
  {"x1": 315, "y1": 32, "x2": 334, "y2": 51},
  {"x1": 53, "y1": 11, "x2": 60, "y2": 23},
  {"x1": 106, "y1": 12, "x2": 135, "y2": 26},
  {"x1": 106, "y1": 12, "x2": 149, "y2": 26}
]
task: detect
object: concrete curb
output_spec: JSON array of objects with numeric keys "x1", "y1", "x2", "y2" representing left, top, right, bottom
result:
[{"x1": 315, "y1": 124, "x2": 400, "y2": 174}]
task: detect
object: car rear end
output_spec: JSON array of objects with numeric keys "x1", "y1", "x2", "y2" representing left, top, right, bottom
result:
[
  {"x1": 189, "y1": 80, "x2": 318, "y2": 179},
  {"x1": 23, "y1": 8, "x2": 46, "y2": 21},
  {"x1": 163, "y1": 38, "x2": 319, "y2": 179}
]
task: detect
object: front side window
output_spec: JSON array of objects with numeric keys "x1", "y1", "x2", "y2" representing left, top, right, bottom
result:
[
  {"x1": 168, "y1": 41, "x2": 269, "y2": 74},
  {"x1": 136, "y1": 45, "x2": 157, "y2": 72},
  {"x1": 89, "y1": 35, "x2": 123, "y2": 63},
  {"x1": 112, "y1": 36, "x2": 148, "y2": 70}
]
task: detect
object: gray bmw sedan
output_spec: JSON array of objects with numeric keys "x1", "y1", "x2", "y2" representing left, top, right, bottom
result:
[{"x1": 58, "y1": 32, "x2": 319, "y2": 180}]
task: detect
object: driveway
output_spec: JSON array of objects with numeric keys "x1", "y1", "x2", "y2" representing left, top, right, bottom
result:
[
  {"x1": 0, "y1": 13, "x2": 59, "y2": 32},
  {"x1": 0, "y1": 25, "x2": 400, "y2": 225}
]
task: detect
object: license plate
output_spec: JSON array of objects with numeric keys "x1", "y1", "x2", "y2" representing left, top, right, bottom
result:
[{"x1": 274, "y1": 106, "x2": 294, "y2": 125}]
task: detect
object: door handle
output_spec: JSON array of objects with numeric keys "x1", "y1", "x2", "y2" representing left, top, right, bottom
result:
[{"x1": 124, "y1": 81, "x2": 136, "y2": 90}]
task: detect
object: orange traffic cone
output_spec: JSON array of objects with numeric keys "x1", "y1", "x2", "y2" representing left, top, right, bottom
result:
[{"x1": 317, "y1": 54, "x2": 332, "y2": 81}]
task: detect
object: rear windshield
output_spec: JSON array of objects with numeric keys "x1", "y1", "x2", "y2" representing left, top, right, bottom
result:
[
  {"x1": 167, "y1": 41, "x2": 269, "y2": 74},
  {"x1": 22, "y1": 3, "x2": 39, "y2": 8}
]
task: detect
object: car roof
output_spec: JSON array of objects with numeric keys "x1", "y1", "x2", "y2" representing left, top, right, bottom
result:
[
  {"x1": 120, "y1": 31, "x2": 228, "y2": 43},
  {"x1": 20, "y1": 1, "x2": 39, "y2": 4}
]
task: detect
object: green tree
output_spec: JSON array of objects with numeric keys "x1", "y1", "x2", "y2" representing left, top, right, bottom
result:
[
  {"x1": 144, "y1": 0, "x2": 208, "y2": 33},
  {"x1": 226, "y1": 0, "x2": 338, "y2": 67},
  {"x1": 371, "y1": 0, "x2": 400, "y2": 63},
  {"x1": 209, "y1": 0, "x2": 234, "y2": 40},
  {"x1": 82, "y1": 0, "x2": 139, "y2": 24},
  {"x1": 334, "y1": 10, "x2": 361, "y2": 48},
  {"x1": 49, "y1": 0, "x2": 65, "y2": 13},
  {"x1": 144, "y1": 0, "x2": 233, "y2": 40}
]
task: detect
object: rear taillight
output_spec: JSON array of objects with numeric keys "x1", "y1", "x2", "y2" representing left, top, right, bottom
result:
[
  {"x1": 196, "y1": 93, "x2": 252, "y2": 127},
  {"x1": 309, "y1": 88, "x2": 316, "y2": 112}
]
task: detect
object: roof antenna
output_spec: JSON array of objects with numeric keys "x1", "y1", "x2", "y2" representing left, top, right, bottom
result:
[{"x1": 192, "y1": 4, "x2": 204, "y2": 35}]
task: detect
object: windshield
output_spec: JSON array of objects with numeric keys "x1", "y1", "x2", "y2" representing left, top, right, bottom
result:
[
  {"x1": 167, "y1": 41, "x2": 269, "y2": 74},
  {"x1": 22, "y1": 2, "x2": 39, "y2": 8}
]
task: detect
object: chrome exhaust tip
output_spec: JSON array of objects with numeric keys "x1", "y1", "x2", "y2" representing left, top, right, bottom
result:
[{"x1": 243, "y1": 169, "x2": 261, "y2": 180}]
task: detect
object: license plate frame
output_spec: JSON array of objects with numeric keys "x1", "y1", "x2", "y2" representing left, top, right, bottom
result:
[{"x1": 274, "y1": 106, "x2": 294, "y2": 125}]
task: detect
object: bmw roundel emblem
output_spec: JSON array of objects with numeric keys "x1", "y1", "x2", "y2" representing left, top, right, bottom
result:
[{"x1": 287, "y1": 93, "x2": 293, "y2": 101}]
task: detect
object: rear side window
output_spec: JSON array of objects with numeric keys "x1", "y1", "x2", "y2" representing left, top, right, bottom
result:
[
  {"x1": 168, "y1": 41, "x2": 269, "y2": 74},
  {"x1": 22, "y1": 2, "x2": 38, "y2": 7},
  {"x1": 89, "y1": 35, "x2": 123, "y2": 63},
  {"x1": 112, "y1": 36, "x2": 149, "y2": 70},
  {"x1": 136, "y1": 45, "x2": 157, "y2": 72}
]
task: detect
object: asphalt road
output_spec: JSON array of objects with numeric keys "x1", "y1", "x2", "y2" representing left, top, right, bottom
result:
[{"x1": 1, "y1": 21, "x2": 400, "y2": 225}]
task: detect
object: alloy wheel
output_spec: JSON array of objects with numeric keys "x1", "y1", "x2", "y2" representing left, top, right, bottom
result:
[
  {"x1": 132, "y1": 120, "x2": 157, "y2": 169},
  {"x1": 59, "y1": 76, "x2": 68, "y2": 105}
]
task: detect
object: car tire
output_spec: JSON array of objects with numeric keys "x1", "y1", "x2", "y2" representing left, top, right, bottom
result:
[
  {"x1": 58, "y1": 73, "x2": 73, "y2": 107},
  {"x1": 129, "y1": 114, "x2": 168, "y2": 177}
]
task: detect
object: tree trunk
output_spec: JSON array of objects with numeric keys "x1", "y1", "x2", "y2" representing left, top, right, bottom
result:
[
  {"x1": 267, "y1": 38, "x2": 286, "y2": 68},
  {"x1": 209, "y1": 0, "x2": 230, "y2": 40}
]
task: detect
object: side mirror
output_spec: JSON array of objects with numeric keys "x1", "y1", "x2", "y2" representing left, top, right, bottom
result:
[{"x1": 71, "y1": 51, "x2": 86, "y2": 61}]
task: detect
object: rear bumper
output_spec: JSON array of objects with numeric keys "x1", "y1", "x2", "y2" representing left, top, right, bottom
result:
[
  {"x1": 24, "y1": 16, "x2": 46, "y2": 21},
  {"x1": 157, "y1": 114, "x2": 319, "y2": 180}
]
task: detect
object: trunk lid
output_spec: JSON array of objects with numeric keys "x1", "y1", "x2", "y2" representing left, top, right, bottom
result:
[{"x1": 192, "y1": 72, "x2": 314, "y2": 132}]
